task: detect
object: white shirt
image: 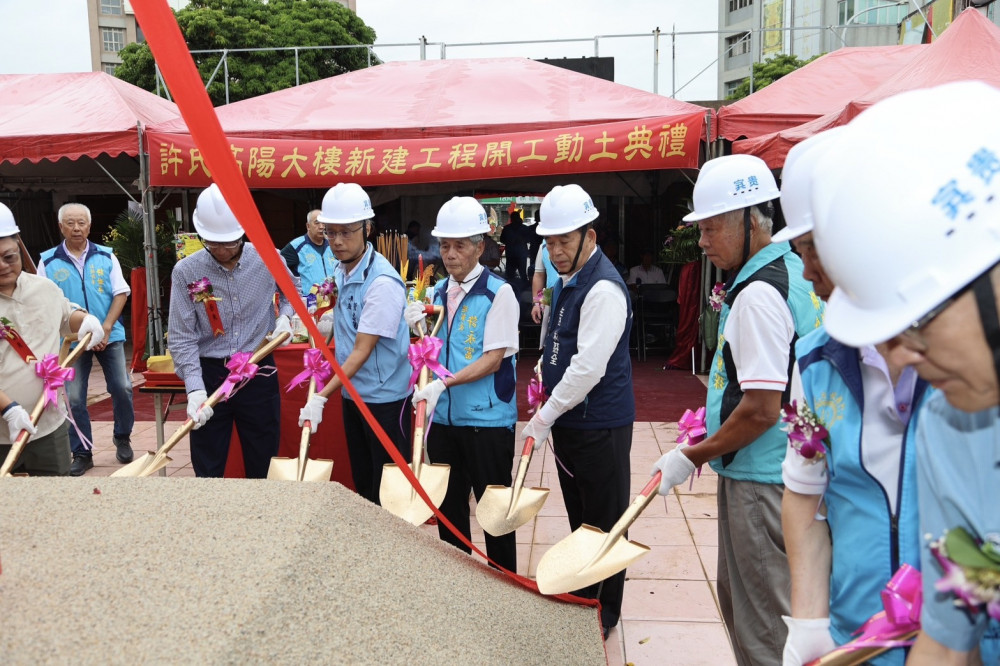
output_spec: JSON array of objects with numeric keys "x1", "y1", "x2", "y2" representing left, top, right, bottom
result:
[
  {"x1": 447, "y1": 264, "x2": 519, "y2": 358},
  {"x1": 37, "y1": 240, "x2": 131, "y2": 297},
  {"x1": 783, "y1": 346, "x2": 918, "y2": 514},
  {"x1": 724, "y1": 281, "x2": 795, "y2": 392},
  {"x1": 340, "y1": 258, "x2": 406, "y2": 340},
  {"x1": 539, "y1": 249, "x2": 628, "y2": 423},
  {"x1": 626, "y1": 264, "x2": 666, "y2": 285}
]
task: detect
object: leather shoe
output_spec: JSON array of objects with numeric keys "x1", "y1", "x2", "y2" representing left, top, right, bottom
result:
[
  {"x1": 70, "y1": 455, "x2": 93, "y2": 476},
  {"x1": 114, "y1": 436, "x2": 134, "y2": 464},
  {"x1": 602, "y1": 625, "x2": 612, "y2": 641}
]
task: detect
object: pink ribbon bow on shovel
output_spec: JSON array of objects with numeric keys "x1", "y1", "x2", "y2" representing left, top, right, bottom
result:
[
  {"x1": 218, "y1": 352, "x2": 259, "y2": 400},
  {"x1": 35, "y1": 354, "x2": 75, "y2": 408},
  {"x1": 407, "y1": 337, "x2": 453, "y2": 391},
  {"x1": 676, "y1": 406, "x2": 707, "y2": 489},
  {"x1": 285, "y1": 348, "x2": 332, "y2": 394},
  {"x1": 527, "y1": 375, "x2": 546, "y2": 415}
]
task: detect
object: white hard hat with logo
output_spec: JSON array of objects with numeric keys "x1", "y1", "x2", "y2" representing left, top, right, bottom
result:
[
  {"x1": 433, "y1": 196, "x2": 491, "y2": 238},
  {"x1": 683, "y1": 154, "x2": 780, "y2": 223},
  {"x1": 772, "y1": 127, "x2": 846, "y2": 243},
  {"x1": 192, "y1": 184, "x2": 244, "y2": 242},
  {"x1": 0, "y1": 202, "x2": 20, "y2": 238},
  {"x1": 812, "y1": 80, "x2": 1000, "y2": 347},
  {"x1": 536, "y1": 184, "x2": 599, "y2": 236},
  {"x1": 317, "y1": 183, "x2": 374, "y2": 225}
]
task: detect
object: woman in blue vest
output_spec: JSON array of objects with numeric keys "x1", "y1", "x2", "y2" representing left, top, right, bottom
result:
[
  {"x1": 298, "y1": 183, "x2": 411, "y2": 505},
  {"x1": 405, "y1": 196, "x2": 520, "y2": 572},
  {"x1": 521, "y1": 184, "x2": 634, "y2": 641}
]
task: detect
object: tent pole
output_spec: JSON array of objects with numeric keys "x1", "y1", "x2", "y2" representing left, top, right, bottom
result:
[{"x1": 138, "y1": 123, "x2": 164, "y2": 356}]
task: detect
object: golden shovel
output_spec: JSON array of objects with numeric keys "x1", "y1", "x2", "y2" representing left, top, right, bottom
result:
[
  {"x1": 266, "y1": 369, "x2": 334, "y2": 482},
  {"x1": 112, "y1": 332, "x2": 290, "y2": 478},
  {"x1": 535, "y1": 471, "x2": 660, "y2": 595},
  {"x1": 380, "y1": 305, "x2": 450, "y2": 525},
  {"x1": 476, "y1": 436, "x2": 549, "y2": 536},
  {"x1": 0, "y1": 332, "x2": 92, "y2": 477}
]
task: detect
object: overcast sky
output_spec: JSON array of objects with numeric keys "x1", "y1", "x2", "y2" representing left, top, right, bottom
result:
[{"x1": 0, "y1": 0, "x2": 719, "y2": 100}]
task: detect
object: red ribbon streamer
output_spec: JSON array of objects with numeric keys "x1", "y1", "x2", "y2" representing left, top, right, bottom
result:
[
  {"x1": 1, "y1": 322, "x2": 37, "y2": 363},
  {"x1": 131, "y1": 0, "x2": 598, "y2": 608},
  {"x1": 34, "y1": 354, "x2": 75, "y2": 408}
]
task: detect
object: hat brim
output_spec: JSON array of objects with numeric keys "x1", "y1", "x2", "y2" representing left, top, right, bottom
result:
[
  {"x1": 317, "y1": 212, "x2": 374, "y2": 225},
  {"x1": 771, "y1": 223, "x2": 810, "y2": 244},
  {"x1": 192, "y1": 210, "x2": 244, "y2": 243},
  {"x1": 823, "y1": 287, "x2": 920, "y2": 348}
]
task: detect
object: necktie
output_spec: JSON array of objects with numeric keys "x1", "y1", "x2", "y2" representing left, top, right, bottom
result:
[{"x1": 447, "y1": 284, "x2": 463, "y2": 326}]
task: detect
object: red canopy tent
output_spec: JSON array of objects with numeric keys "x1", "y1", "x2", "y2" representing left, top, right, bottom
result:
[
  {"x1": 146, "y1": 57, "x2": 714, "y2": 189},
  {"x1": 716, "y1": 44, "x2": 924, "y2": 141},
  {"x1": 734, "y1": 8, "x2": 1000, "y2": 167}
]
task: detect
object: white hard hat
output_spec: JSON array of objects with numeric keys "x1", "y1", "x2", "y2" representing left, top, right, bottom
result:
[
  {"x1": 812, "y1": 80, "x2": 1000, "y2": 347},
  {"x1": 317, "y1": 183, "x2": 374, "y2": 225},
  {"x1": 536, "y1": 184, "x2": 599, "y2": 236},
  {"x1": 433, "y1": 197, "x2": 490, "y2": 238},
  {"x1": 0, "y1": 202, "x2": 20, "y2": 238},
  {"x1": 683, "y1": 154, "x2": 780, "y2": 223},
  {"x1": 192, "y1": 184, "x2": 244, "y2": 242},
  {"x1": 772, "y1": 127, "x2": 845, "y2": 243}
]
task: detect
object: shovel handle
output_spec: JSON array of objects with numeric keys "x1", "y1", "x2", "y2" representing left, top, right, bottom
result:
[
  {"x1": 642, "y1": 471, "x2": 662, "y2": 497},
  {"x1": 0, "y1": 332, "x2": 92, "y2": 477},
  {"x1": 520, "y1": 436, "x2": 536, "y2": 457}
]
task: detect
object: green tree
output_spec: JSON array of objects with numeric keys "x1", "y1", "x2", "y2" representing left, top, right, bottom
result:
[
  {"x1": 116, "y1": 0, "x2": 380, "y2": 105},
  {"x1": 725, "y1": 53, "x2": 822, "y2": 101}
]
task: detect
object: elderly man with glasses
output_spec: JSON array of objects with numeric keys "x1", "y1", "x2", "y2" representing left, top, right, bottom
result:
[
  {"x1": 167, "y1": 184, "x2": 294, "y2": 478},
  {"x1": 298, "y1": 183, "x2": 412, "y2": 505},
  {"x1": 0, "y1": 203, "x2": 105, "y2": 475},
  {"x1": 279, "y1": 208, "x2": 337, "y2": 298},
  {"x1": 38, "y1": 202, "x2": 136, "y2": 475}
]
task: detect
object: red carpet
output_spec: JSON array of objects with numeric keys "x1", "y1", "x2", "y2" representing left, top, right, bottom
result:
[{"x1": 90, "y1": 352, "x2": 706, "y2": 424}]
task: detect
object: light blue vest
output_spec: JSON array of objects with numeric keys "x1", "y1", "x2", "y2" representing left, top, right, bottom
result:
[
  {"x1": 40, "y1": 242, "x2": 125, "y2": 344},
  {"x1": 333, "y1": 244, "x2": 410, "y2": 403},
  {"x1": 432, "y1": 270, "x2": 517, "y2": 428},
  {"x1": 706, "y1": 242, "x2": 823, "y2": 482},
  {"x1": 797, "y1": 327, "x2": 928, "y2": 664},
  {"x1": 290, "y1": 235, "x2": 337, "y2": 296},
  {"x1": 540, "y1": 245, "x2": 559, "y2": 289}
]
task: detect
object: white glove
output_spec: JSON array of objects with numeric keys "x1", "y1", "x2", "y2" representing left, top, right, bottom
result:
[
  {"x1": 77, "y1": 314, "x2": 105, "y2": 350},
  {"x1": 650, "y1": 446, "x2": 696, "y2": 495},
  {"x1": 782, "y1": 616, "x2": 837, "y2": 666},
  {"x1": 413, "y1": 379, "x2": 446, "y2": 417},
  {"x1": 404, "y1": 302, "x2": 427, "y2": 335},
  {"x1": 186, "y1": 390, "x2": 214, "y2": 430},
  {"x1": 272, "y1": 315, "x2": 293, "y2": 346},
  {"x1": 3, "y1": 403, "x2": 37, "y2": 442},
  {"x1": 317, "y1": 311, "x2": 334, "y2": 338},
  {"x1": 522, "y1": 413, "x2": 553, "y2": 451},
  {"x1": 298, "y1": 394, "x2": 327, "y2": 433}
]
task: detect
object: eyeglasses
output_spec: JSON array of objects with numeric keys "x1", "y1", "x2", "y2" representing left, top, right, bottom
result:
[
  {"x1": 201, "y1": 239, "x2": 242, "y2": 250},
  {"x1": 323, "y1": 224, "x2": 363, "y2": 241},
  {"x1": 0, "y1": 251, "x2": 21, "y2": 266},
  {"x1": 897, "y1": 287, "x2": 967, "y2": 350}
]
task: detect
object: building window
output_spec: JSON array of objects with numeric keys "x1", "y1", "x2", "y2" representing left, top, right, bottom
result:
[
  {"x1": 840, "y1": 0, "x2": 907, "y2": 25},
  {"x1": 101, "y1": 0, "x2": 123, "y2": 15},
  {"x1": 728, "y1": 0, "x2": 753, "y2": 12},
  {"x1": 101, "y1": 27, "x2": 126, "y2": 53},
  {"x1": 726, "y1": 32, "x2": 752, "y2": 56},
  {"x1": 103, "y1": 63, "x2": 118, "y2": 75},
  {"x1": 725, "y1": 80, "x2": 742, "y2": 97}
]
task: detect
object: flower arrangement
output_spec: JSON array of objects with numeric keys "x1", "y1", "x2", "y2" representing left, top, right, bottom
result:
[
  {"x1": 709, "y1": 282, "x2": 726, "y2": 312},
  {"x1": 102, "y1": 207, "x2": 177, "y2": 276},
  {"x1": 929, "y1": 527, "x2": 1000, "y2": 621},
  {"x1": 659, "y1": 222, "x2": 702, "y2": 265},
  {"x1": 780, "y1": 399, "x2": 830, "y2": 461},
  {"x1": 187, "y1": 277, "x2": 224, "y2": 336}
]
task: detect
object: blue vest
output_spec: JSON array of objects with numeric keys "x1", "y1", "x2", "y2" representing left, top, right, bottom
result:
[
  {"x1": 432, "y1": 270, "x2": 517, "y2": 428},
  {"x1": 542, "y1": 249, "x2": 634, "y2": 429},
  {"x1": 333, "y1": 244, "x2": 410, "y2": 403},
  {"x1": 290, "y1": 235, "x2": 337, "y2": 296},
  {"x1": 797, "y1": 328, "x2": 928, "y2": 664},
  {"x1": 40, "y1": 242, "x2": 125, "y2": 344},
  {"x1": 707, "y1": 242, "x2": 823, "y2": 482}
]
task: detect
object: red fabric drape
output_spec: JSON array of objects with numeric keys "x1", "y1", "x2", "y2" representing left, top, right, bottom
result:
[
  {"x1": 666, "y1": 261, "x2": 701, "y2": 370},
  {"x1": 130, "y1": 267, "x2": 148, "y2": 373}
]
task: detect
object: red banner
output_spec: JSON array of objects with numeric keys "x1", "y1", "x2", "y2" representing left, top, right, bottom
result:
[{"x1": 147, "y1": 113, "x2": 705, "y2": 188}]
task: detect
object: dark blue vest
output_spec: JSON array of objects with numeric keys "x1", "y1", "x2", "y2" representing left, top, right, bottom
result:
[{"x1": 542, "y1": 249, "x2": 634, "y2": 429}]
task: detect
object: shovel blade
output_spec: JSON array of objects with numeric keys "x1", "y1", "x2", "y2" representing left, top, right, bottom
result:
[
  {"x1": 476, "y1": 484, "x2": 549, "y2": 536},
  {"x1": 535, "y1": 524, "x2": 650, "y2": 595},
  {"x1": 267, "y1": 457, "x2": 334, "y2": 483},
  {"x1": 110, "y1": 452, "x2": 172, "y2": 478},
  {"x1": 379, "y1": 463, "x2": 450, "y2": 526}
]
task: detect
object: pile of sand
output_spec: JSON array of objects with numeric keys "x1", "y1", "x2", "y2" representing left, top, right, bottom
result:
[{"x1": 0, "y1": 478, "x2": 605, "y2": 665}]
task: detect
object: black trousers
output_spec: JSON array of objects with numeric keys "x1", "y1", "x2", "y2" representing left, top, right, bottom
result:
[
  {"x1": 551, "y1": 423, "x2": 633, "y2": 628},
  {"x1": 191, "y1": 355, "x2": 280, "y2": 479},
  {"x1": 426, "y1": 423, "x2": 518, "y2": 572},
  {"x1": 342, "y1": 396, "x2": 412, "y2": 505}
]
